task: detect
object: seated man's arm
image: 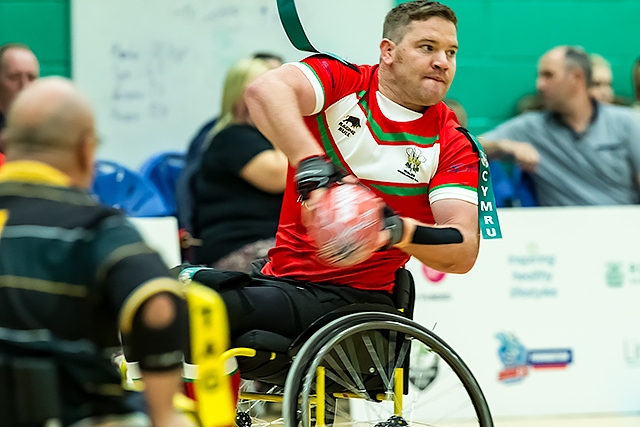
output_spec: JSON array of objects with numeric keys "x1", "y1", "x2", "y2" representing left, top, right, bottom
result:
[
  {"x1": 481, "y1": 115, "x2": 540, "y2": 173},
  {"x1": 395, "y1": 199, "x2": 479, "y2": 274},
  {"x1": 480, "y1": 138, "x2": 540, "y2": 173},
  {"x1": 120, "y1": 282, "x2": 190, "y2": 427},
  {"x1": 96, "y1": 217, "x2": 191, "y2": 426}
]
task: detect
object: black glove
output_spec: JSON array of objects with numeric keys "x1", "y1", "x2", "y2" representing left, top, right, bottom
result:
[
  {"x1": 294, "y1": 155, "x2": 345, "y2": 200},
  {"x1": 380, "y1": 206, "x2": 404, "y2": 250}
]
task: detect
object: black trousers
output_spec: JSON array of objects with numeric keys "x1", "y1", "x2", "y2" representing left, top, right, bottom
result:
[{"x1": 190, "y1": 266, "x2": 394, "y2": 342}]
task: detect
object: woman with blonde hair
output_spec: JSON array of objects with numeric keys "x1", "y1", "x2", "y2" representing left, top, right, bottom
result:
[{"x1": 192, "y1": 57, "x2": 287, "y2": 272}]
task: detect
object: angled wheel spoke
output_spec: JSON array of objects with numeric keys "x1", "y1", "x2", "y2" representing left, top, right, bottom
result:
[
  {"x1": 333, "y1": 343, "x2": 371, "y2": 400},
  {"x1": 324, "y1": 353, "x2": 361, "y2": 393},
  {"x1": 361, "y1": 333, "x2": 391, "y2": 388}
]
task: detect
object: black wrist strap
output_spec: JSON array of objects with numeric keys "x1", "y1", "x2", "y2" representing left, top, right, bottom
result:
[
  {"x1": 382, "y1": 214, "x2": 404, "y2": 250},
  {"x1": 295, "y1": 155, "x2": 345, "y2": 200}
]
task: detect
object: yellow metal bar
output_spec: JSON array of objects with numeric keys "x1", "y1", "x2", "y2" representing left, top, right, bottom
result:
[
  {"x1": 394, "y1": 367, "x2": 403, "y2": 416},
  {"x1": 221, "y1": 347, "x2": 256, "y2": 361},
  {"x1": 238, "y1": 391, "x2": 285, "y2": 403},
  {"x1": 335, "y1": 392, "x2": 364, "y2": 400},
  {"x1": 316, "y1": 366, "x2": 326, "y2": 427},
  {"x1": 237, "y1": 391, "x2": 318, "y2": 405}
]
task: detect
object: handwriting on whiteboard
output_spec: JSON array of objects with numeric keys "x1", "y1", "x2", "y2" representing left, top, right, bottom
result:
[{"x1": 110, "y1": 42, "x2": 188, "y2": 122}]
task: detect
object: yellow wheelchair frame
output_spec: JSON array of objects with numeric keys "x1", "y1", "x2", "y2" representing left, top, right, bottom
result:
[{"x1": 122, "y1": 277, "x2": 493, "y2": 427}]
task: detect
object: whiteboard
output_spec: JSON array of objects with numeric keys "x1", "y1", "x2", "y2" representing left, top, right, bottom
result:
[{"x1": 72, "y1": 0, "x2": 392, "y2": 168}]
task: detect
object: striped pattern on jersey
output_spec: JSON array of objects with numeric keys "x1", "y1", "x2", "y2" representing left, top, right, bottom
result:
[
  {"x1": 267, "y1": 58, "x2": 479, "y2": 291},
  {"x1": 294, "y1": 60, "x2": 478, "y2": 211}
]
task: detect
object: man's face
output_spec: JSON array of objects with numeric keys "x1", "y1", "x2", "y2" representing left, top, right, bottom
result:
[
  {"x1": 384, "y1": 17, "x2": 458, "y2": 111},
  {"x1": 0, "y1": 48, "x2": 40, "y2": 114},
  {"x1": 536, "y1": 51, "x2": 574, "y2": 112},
  {"x1": 589, "y1": 65, "x2": 614, "y2": 104}
]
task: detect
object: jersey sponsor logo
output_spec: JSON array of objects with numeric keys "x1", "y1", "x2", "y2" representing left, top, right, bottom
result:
[
  {"x1": 337, "y1": 115, "x2": 361, "y2": 137},
  {"x1": 398, "y1": 147, "x2": 427, "y2": 182},
  {"x1": 447, "y1": 163, "x2": 477, "y2": 173}
]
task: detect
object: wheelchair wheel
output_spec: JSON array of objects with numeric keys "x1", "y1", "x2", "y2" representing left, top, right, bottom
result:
[{"x1": 283, "y1": 312, "x2": 493, "y2": 427}]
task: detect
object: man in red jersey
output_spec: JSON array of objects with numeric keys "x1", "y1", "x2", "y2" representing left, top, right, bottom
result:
[{"x1": 179, "y1": 1, "x2": 480, "y2": 342}]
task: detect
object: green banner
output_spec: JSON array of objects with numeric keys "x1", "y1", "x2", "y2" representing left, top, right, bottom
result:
[
  {"x1": 458, "y1": 128, "x2": 503, "y2": 239},
  {"x1": 276, "y1": 0, "x2": 355, "y2": 69}
]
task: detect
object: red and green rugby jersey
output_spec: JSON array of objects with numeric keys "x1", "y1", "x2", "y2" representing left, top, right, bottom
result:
[{"x1": 263, "y1": 55, "x2": 479, "y2": 292}]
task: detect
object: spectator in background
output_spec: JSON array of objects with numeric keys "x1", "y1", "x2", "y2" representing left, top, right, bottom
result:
[
  {"x1": 633, "y1": 57, "x2": 640, "y2": 111},
  {"x1": 445, "y1": 100, "x2": 536, "y2": 207},
  {"x1": 588, "y1": 53, "x2": 614, "y2": 104},
  {"x1": 191, "y1": 57, "x2": 287, "y2": 272},
  {"x1": 0, "y1": 43, "x2": 39, "y2": 135},
  {"x1": 481, "y1": 45, "x2": 640, "y2": 206},
  {"x1": 175, "y1": 52, "x2": 284, "y2": 245},
  {"x1": 514, "y1": 53, "x2": 632, "y2": 114},
  {"x1": 0, "y1": 77, "x2": 191, "y2": 426}
]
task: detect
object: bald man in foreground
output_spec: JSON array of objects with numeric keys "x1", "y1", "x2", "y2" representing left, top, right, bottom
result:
[{"x1": 0, "y1": 77, "x2": 192, "y2": 426}]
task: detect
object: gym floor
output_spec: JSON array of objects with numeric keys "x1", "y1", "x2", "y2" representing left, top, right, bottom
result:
[{"x1": 494, "y1": 414, "x2": 640, "y2": 426}]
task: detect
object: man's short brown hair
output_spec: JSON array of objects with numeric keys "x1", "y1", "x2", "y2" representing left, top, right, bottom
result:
[{"x1": 383, "y1": 1, "x2": 457, "y2": 43}]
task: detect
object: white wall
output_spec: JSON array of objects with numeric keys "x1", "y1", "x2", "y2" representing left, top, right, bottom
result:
[{"x1": 407, "y1": 206, "x2": 640, "y2": 417}]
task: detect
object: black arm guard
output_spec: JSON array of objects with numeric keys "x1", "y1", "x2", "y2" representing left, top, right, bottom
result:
[
  {"x1": 125, "y1": 292, "x2": 189, "y2": 371},
  {"x1": 295, "y1": 155, "x2": 345, "y2": 200},
  {"x1": 412, "y1": 225, "x2": 464, "y2": 245},
  {"x1": 380, "y1": 207, "x2": 464, "y2": 248}
]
